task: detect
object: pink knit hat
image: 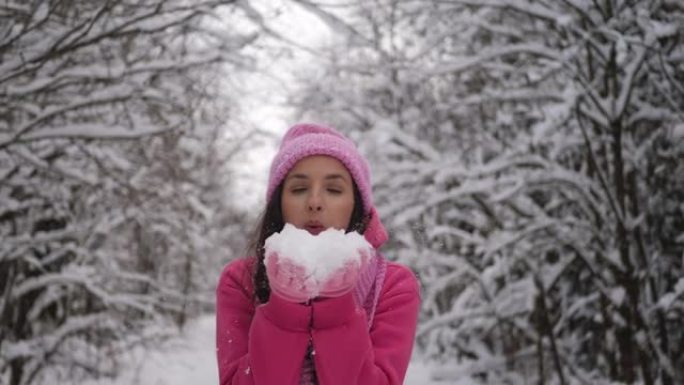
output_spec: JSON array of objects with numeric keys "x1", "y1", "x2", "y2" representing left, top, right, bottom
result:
[{"x1": 267, "y1": 123, "x2": 388, "y2": 248}]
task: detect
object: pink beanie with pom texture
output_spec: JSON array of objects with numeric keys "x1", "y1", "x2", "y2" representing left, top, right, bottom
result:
[{"x1": 267, "y1": 123, "x2": 388, "y2": 248}]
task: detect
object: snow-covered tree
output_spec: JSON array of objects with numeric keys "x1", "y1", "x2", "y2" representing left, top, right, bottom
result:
[
  {"x1": 291, "y1": 0, "x2": 684, "y2": 384},
  {"x1": 0, "y1": 1, "x2": 257, "y2": 384}
]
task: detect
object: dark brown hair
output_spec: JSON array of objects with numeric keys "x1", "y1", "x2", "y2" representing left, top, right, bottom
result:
[{"x1": 247, "y1": 182, "x2": 366, "y2": 304}]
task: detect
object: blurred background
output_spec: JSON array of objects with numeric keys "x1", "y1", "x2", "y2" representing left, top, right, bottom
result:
[{"x1": 1, "y1": 1, "x2": 683, "y2": 384}]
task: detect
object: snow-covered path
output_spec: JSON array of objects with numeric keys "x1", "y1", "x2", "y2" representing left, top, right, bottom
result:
[{"x1": 83, "y1": 314, "x2": 439, "y2": 385}]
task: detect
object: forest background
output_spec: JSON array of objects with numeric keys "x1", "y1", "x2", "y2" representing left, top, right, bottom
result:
[{"x1": 1, "y1": 1, "x2": 683, "y2": 384}]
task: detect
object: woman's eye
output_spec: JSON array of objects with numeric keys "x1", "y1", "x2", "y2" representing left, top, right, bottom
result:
[
  {"x1": 291, "y1": 188, "x2": 307, "y2": 194},
  {"x1": 327, "y1": 188, "x2": 342, "y2": 195}
]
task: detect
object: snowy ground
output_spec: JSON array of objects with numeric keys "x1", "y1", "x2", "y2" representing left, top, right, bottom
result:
[{"x1": 80, "y1": 314, "x2": 442, "y2": 385}]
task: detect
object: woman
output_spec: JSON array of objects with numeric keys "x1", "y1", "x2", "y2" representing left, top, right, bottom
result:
[{"x1": 215, "y1": 123, "x2": 420, "y2": 384}]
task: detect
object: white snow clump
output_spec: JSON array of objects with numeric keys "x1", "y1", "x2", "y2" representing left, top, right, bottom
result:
[{"x1": 264, "y1": 223, "x2": 372, "y2": 282}]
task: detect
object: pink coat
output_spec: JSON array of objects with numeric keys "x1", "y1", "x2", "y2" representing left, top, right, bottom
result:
[{"x1": 215, "y1": 257, "x2": 420, "y2": 385}]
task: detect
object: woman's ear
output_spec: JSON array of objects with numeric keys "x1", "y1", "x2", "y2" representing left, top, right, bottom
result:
[{"x1": 363, "y1": 207, "x2": 388, "y2": 248}]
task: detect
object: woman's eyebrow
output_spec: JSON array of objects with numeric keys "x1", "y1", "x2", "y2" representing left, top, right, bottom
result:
[
  {"x1": 287, "y1": 174, "x2": 309, "y2": 180},
  {"x1": 325, "y1": 174, "x2": 349, "y2": 182},
  {"x1": 286, "y1": 173, "x2": 349, "y2": 182}
]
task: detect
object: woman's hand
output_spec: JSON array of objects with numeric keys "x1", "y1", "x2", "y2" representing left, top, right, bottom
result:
[
  {"x1": 318, "y1": 248, "x2": 370, "y2": 298},
  {"x1": 265, "y1": 252, "x2": 318, "y2": 303},
  {"x1": 265, "y1": 248, "x2": 371, "y2": 302}
]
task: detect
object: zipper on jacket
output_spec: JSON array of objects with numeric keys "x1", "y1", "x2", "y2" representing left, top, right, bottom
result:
[{"x1": 307, "y1": 299, "x2": 318, "y2": 384}]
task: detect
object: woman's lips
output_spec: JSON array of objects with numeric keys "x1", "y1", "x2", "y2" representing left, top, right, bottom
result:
[{"x1": 304, "y1": 223, "x2": 325, "y2": 235}]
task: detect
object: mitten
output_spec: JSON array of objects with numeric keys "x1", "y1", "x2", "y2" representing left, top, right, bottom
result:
[
  {"x1": 318, "y1": 248, "x2": 370, "y2": 298},
  {"x1": 265, "y1": 252, "x2": 319, "y2": 303}
]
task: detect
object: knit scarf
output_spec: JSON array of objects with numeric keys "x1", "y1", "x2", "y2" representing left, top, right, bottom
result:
[{"x1": 299, "y1": 252, "x2": 388, "y2": 384}]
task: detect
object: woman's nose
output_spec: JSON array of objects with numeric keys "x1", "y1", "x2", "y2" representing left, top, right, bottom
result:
[
  {"x1": 307, "y1": 189, "x2": 323, "y2": 212},
  {"x1": 308, "y1": 203, "x2": 322, "y2": 212}
]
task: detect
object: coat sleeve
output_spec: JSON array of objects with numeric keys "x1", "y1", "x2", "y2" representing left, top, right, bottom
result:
[
  {"x1": 215, "y1": 258, "x2": 312, "y2": 385},
  {"x1": 310, "y1": 263, "x2": 421, "y2": 385}
]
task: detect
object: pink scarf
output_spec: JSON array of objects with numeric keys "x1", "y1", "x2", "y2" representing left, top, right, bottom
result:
[{"x1": 300, "y1": 252, "x2": 388, "y2": 384}]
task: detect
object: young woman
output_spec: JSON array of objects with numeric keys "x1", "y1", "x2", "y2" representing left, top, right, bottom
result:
[{"x1": 215, "y1": 123, "x2": 420, "y2": 385}]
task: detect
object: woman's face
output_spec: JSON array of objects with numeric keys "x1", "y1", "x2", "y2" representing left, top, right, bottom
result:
[{"x1": 281, "y1": 155, "x2": 355, "y2": 234}]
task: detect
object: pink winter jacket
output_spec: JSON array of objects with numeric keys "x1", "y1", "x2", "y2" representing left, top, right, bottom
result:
[{"x1": 215, "y1": 257, "x2": 420, "y2": 385}]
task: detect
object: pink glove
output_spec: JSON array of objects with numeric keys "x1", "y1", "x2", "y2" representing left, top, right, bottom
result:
[
  {"x1": 319, "y1": 249, "x2": 370, "y2": 298},
  {"x1": 265, "y1": 252, "x2": 319, "y2": 303}
]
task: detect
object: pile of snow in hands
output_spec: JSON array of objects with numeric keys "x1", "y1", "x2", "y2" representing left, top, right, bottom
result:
[{"x1": 265, "y1": 224, "x2": 372, "y2": 288}]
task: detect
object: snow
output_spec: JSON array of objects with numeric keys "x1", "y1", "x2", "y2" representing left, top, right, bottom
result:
[
  {"x1": 33, "y1": 2, "x2": 49, "y2": 22},
  {"x1": 423, "y1": 43, "x2": 562, "y2": 79},
  {"x1": 658, "y1": 293, "x2": 676, "y2": 310},
  {"x1": 405, "y1": 358, "x2": 451, "y2": 385},
  {"x1": 608, "y1": 287, "x2": 626, "y2": 307},
  {"x1": 650, "y1": 20, "x2": 678, "y2": 39},
  {"x1": 71, "y1": 314, "x2": 445, "y2": 385},
  {"x1": 6, "y1": 313, "x2": 113, "y2": 361},
  {"x1": 18, "y1": 124, "x2": 168, "y2": 142},
  {"x1": 672, "y1": 124, "x2": 684, "y2": 140},
  {"x1": 78, "y1": 316, "x2": 219, "y2": 385},
  {"x1": 265, "y1": 223, "x2": 372, "y2": 282},
  {"x1": 676, "y1": 278, "x2": 684, "y2": 294}
]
